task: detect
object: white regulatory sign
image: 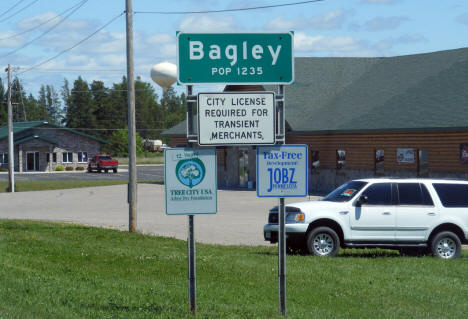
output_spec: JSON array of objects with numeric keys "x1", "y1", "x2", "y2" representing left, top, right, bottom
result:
[
  {"x1": 165, "y1": 148, "x2": 217, "y2": 215},
  {"x1": 198, "y1": 92, "x2": 275, "y2": 145},
  {"x1": 257, "y1": 145, "x2": 308, "y2": 198}
]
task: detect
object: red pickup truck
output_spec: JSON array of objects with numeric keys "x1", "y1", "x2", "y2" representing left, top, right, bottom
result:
[{"x1": 87, "y1": 154, "x2": 118, "y2": 173}]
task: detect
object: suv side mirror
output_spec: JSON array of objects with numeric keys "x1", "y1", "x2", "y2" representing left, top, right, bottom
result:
[{"x1": 356, "y1": 195, "x2": 368, "y2": 207}]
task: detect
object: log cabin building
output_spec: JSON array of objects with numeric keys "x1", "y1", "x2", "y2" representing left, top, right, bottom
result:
[{"x1": 162, "y1": 47, "x2": 468, "y2": 193}]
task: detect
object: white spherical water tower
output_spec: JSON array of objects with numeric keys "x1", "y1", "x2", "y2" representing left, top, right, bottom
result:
[{"x1": 150, "y1": 62, "x2": 177, "y2": 91}]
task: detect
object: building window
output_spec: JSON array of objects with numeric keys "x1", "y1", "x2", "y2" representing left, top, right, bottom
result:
[
  {"x1": 0, "y1": 153, "x2": 8, "y2": 165},
  {"x1": 78, "y1": 152, "x2": 88, "y2": 163},
  {"x1": 1, "y1": 153, "x2": 7, "y2": 164},
  {"x1": 375, "y1": 149, "x2": 384, "y2": 175},
  {"x1": 62, "y1": 152, "x2": 73, "y2": 163},
  {"x1": 418, "y1": 150, "x2": 428, "y2": 176},
  {"x1": 336, "y1": 150, "x2": 346, "y2": 169},
  {"x1": 53, "y1": 153, "x2": 57, "y2": 163},
  {"x1": 310, "y1": 150, "x2": 320, "y2": 170}
]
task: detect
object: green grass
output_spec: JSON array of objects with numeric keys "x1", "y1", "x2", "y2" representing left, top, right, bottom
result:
[
  {"x1": 0, "y1": 180, "x2": 164, "y2": 193},
  {"x1": 1, "y1": 220, "x2": 467, "y2": 318},
  {"x1": 117, "y1": 154, "x2": 164, "y2": 165},
  {"x1": 0, "y1": 180, "x2": 129, "y2": 192}
]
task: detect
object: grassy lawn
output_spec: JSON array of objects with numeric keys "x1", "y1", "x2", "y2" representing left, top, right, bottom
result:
[
  {"x1": 0, "y1": 180, "x2": 164, "y2": 193},
  {"x1": 117, "y1": 154, "x2": 164, "y2": 165},
  {"x1": 1, "y1": 220, "x2": 467, "y2": 318},
  {"x1": 0, "y1": 180, "x2": 130, "y2": 193}
]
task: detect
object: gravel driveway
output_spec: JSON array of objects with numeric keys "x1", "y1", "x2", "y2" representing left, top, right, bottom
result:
[{"x1": 0, "y1": 184, "x2": 318, "y2": 246}]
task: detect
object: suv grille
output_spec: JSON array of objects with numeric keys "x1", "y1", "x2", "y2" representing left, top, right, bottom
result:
[
  {"x1": 268, "y1": 206, "x2": 301, "y2": 224},
  {"x1": 268, "y1": 212, "x2": 278, "y2": 224}
]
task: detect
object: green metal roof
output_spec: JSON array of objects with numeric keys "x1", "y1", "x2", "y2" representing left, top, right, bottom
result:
[
  {"x1": 0, "y1": 121, "x2": 109, "y2": 144},
  {"x1": 162, "y1": 47, "x2": 468, "y2": 136},
  {"x1": 14, "y1": 134, "x2": 58, "y2": 145}
]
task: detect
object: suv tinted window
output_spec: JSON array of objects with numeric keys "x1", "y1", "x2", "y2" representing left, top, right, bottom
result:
[
  {"x1": 362, "y1": 183, "x2": 392, "y2": 205},
  {"x1": 397, "y1": 183, "x2": 433, "y2": 206},
  {"x1": 432, "y1": 183, "x2": 468, "y2": 207},
  {"x1": 322, "y1": 181, "x2": 367, "y2": 202},
  {"x1": 421, "y1": 184, "x2": 434, "y2": 206}
]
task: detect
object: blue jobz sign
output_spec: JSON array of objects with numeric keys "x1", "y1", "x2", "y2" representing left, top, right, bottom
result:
[{"x1": 256, "y1": 145, "x2": 308, "y2": 197}]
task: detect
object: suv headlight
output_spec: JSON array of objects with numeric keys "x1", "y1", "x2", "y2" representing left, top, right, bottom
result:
[{"x1": 286, "y1": 212, "x2": 305, "y2": 223}]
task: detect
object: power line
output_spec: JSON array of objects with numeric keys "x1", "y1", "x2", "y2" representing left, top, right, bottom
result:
[
  {"x1": 0, "y1": 0, "x2": 26, "y2": 19},
  {"x1": 19, "y1": 68, "x2": 127, "y2": 73},
  {"x1": 0, "y1": 0, "x2": 40, "y2": 23},
  {"x1": 12, "y1": 126, "x2": 169, "y2": 132},
  {"x1": 0, "y1": 0, "x2": 89, "y2": 59},
  {"x1": 134, "y1": 0, "x2": 324, "y2": 14},
  {"x1": 0, "y1": 0, "x2": 88, "y2": 41},
  {"x1": 17, "y1": 11, "x2": 125, "y2": 75}
]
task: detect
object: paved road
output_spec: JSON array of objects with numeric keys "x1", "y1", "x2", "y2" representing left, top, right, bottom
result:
[
  {"x1": 0, "y1": 165, "x2": 164, "y2": 182},
  {"x1": 0, "y1": 184, "x2": 317, "y2": 246}
]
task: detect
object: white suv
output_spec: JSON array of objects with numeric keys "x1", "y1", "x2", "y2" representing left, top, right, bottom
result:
[{"x1": 264, "y1": 178, "x2": 468, "y2": 259}]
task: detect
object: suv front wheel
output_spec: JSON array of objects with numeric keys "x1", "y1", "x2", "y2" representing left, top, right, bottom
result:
[
  {"x1": 431, "y1": 231, "x2": 461, "y2": 259},
  {"x1": 306, "y1": 226, "x2": 340, "y2": 257}
]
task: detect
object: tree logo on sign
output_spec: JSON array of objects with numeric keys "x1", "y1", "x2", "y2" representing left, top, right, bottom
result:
[{"x1": 175, "y1": 158, "x2": 205, "y2": 188}]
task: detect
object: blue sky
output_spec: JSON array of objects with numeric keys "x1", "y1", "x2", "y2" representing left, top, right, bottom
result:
[{"x1": 0, "y1": 0, "x2": 467, "y2": 97}]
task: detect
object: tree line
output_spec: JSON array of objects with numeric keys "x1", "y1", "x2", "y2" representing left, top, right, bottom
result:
[{"x1": 0, "y1": 76, "x2": 186, "y2": 156}]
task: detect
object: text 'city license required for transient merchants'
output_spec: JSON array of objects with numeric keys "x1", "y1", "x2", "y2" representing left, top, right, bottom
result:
[{"x1": 198, "y1": 92, "x2": 275, "y2": 145}]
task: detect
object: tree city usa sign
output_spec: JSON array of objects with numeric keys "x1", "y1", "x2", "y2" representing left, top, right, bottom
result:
[
  {"x1": 198, "y1": 92, "x2": 275, "y2": 145},
  {"x1": 165, "y1": 148, "x2": 217, "y2": 215},
  {"x1": 177, "y1": 32, "x2": 294, "y2": 84}
]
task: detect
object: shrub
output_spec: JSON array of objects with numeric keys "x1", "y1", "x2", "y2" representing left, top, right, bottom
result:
[
  {"x1": 75, "y1": 166, "x2": 85, "y2": 171},
  {"x1": 65, "y1": 166, "x2": 74, "y2": 171},
  {"x1": 55, "y1": 166, "x2": 64, "y2": 171}
]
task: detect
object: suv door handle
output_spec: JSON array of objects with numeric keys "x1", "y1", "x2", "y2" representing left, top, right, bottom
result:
[
  {"x1": 382, "y1": 212, "x2": 391, "y2": 215},
  {"x1": 427, "y1": 212, "x2": 436, "y2": 216}
]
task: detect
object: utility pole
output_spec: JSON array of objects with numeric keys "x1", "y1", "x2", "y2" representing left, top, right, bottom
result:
[
  {"x1": 125, "y1": 0, "x2": 137, "y2": 232},
  {"x1": 5, "y1": 65, "x2": 14, "y2": 193}
]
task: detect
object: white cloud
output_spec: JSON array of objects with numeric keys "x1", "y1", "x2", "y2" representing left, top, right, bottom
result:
[
  {"x1": 294, "y1": 32, "x2": 364, "y2": 54},
  {"x1": 265, "y1": 16, "x2": 298, "y2": 30},
  {"x1": 0, "y1": 31, "x2": 27, "y2": 48},
  {"x1": 456, "y1": 13, "x2": 468, "y2": 25},
  {"x1": 364, "y1": 16, "x2": 409, "y2": 31},
  {"x1": 146, "y1": 33, "x2": 173, "y2": 45},
  {"x1": 17, "y1": 12, "x2": 58, "y2": 30},
  {"x1": 374, "y1": 33, "x2": 428, "y2": 51},
  {"x1": 178, "y1": 15, "x2": 237, "y2": 32},
  {"x1": 265, "y1": 10, "x2": 352, "y2": 31}
]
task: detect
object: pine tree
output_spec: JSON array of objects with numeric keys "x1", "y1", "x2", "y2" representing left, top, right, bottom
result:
[{"x1": 64, "y1": 77, "x2": 97, "y2": 134}]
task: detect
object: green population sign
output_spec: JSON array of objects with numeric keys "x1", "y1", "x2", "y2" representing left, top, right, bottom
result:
[{"x1": 177, "y1": 32, "x2": 294, "y2": 85}]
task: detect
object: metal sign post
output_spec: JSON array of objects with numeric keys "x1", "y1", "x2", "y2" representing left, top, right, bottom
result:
[
  {"x1": 256, "y1": 88, "x2": 309, "y2": 316},
  {"x1": 187, "y1": 85, "x2": 196, "y2": 313},
  {"x1": 178, "y1": 32, "x2": 295, "y2": 316},
  {"x1": 164, "y1": 85, "x2": 217, "y2": 314},
  {"x1": 278, "y1": 84, "x2": 286, "y2": 316}
]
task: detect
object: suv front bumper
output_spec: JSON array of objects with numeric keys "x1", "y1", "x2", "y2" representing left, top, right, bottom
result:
[{"x1": 263, "y1": 223, "x2": 308, "y2": 243}]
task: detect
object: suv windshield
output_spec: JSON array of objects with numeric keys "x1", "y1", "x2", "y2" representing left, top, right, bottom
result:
[{"x1": 322, "y1": 181, "x2": 368, "y2": 202}]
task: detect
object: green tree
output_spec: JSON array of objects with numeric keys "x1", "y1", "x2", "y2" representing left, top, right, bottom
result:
[
  {"x1": 135, "y1": 76, "x2": 160, "y2": 139},
  {"x1": 0, "y1": 78, "x2": 6, "y2": 125},
  {"x1": 64, "y1": 77, "x2": 97, "y2": 134},
  {"x1": 102, "y1": 128, "x2": 143, "y2": 157},
  {"x1": 160, "y1": 86, "x2": 185, "y2": 133}
]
